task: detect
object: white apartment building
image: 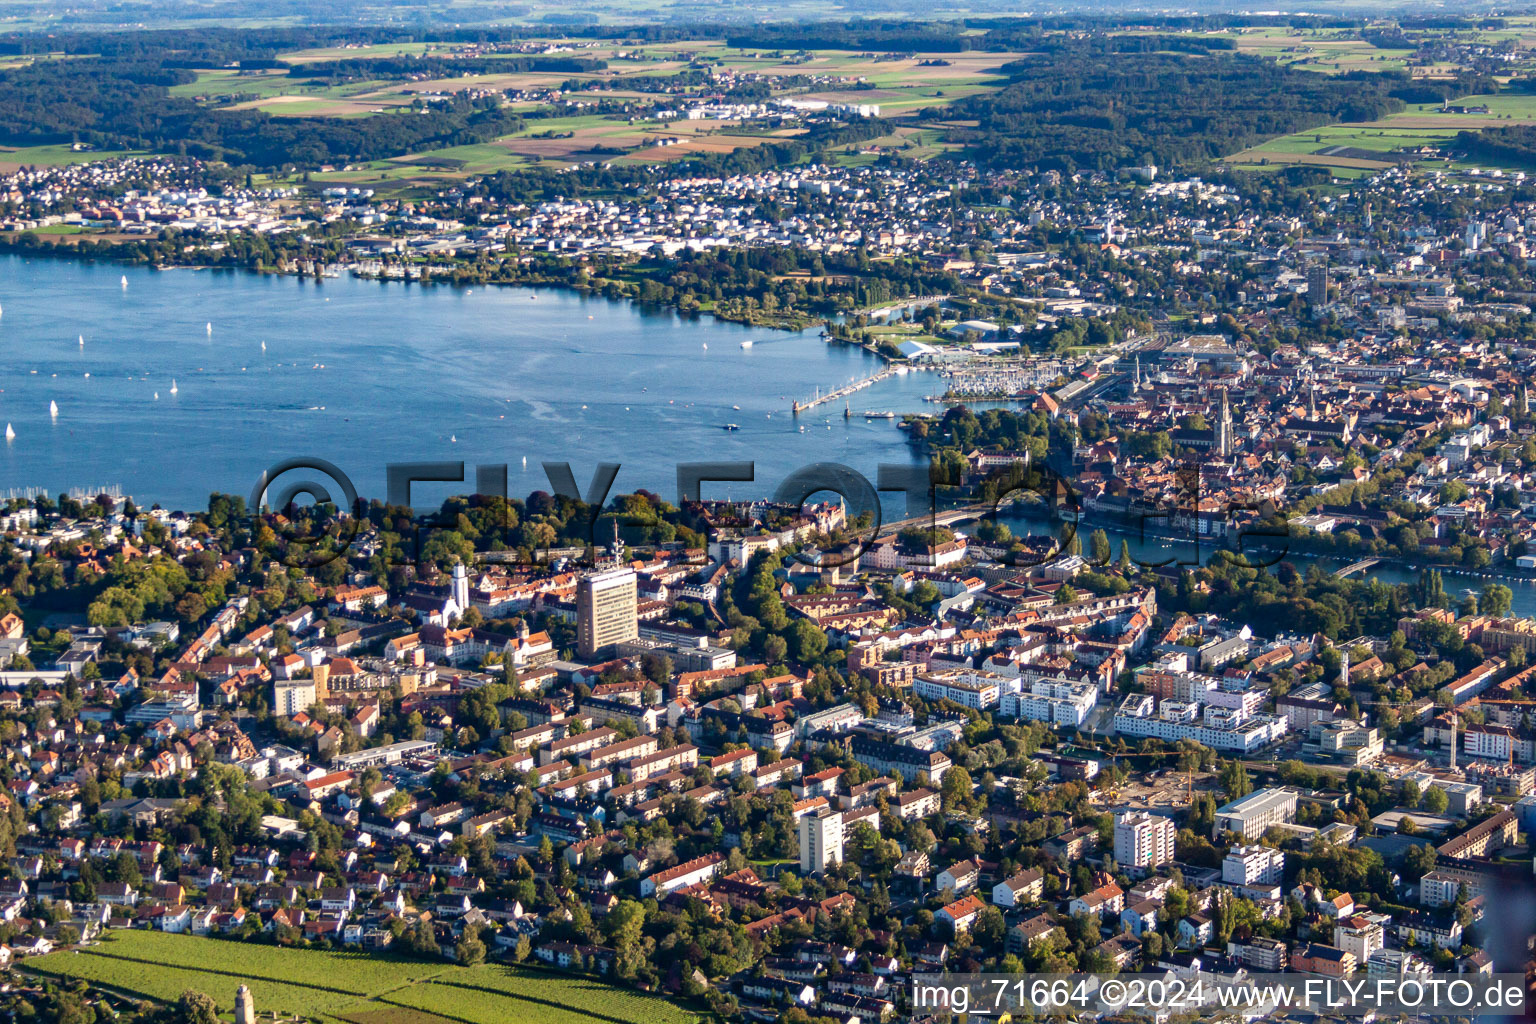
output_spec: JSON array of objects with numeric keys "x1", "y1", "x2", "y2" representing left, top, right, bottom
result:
[
  {"x1": 1112, "y1": 693, "x2": 1287, "y2": 754},
  {"x1": 1335, "y1": 916, "x2": 1385, "y2": 966},
  {"x1": 1001, "y1": 678, "x2": 1097, "y2": 727},
  {"x1": 912, "y1": 670, "x2": 1002, "y2": 711},
  {"x1": 1114, "y1": 810, "x2": 1176, "y2": 870},
  {"x1": 273, "y1": 679, "x2": 317, "y2": 716},
  {"x1": 799, "y1": 810, "x2": 843, "y2": 875},
  {"x1": 1222, "y1": 844, "x2": 1285, "y2": 886}
]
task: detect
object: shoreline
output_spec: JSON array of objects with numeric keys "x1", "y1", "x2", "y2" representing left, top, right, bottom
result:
[
  {"x1": 0, "y1": 232, "x2": 836, "y2": 335},
  {"x1": 996, "y1": 508, "x2": 1536, "y2": 588}
]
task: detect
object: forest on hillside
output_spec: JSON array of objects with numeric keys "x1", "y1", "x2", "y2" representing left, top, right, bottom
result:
[
  {"x1": 931, "y1": 50, "x2": 1487, "y2": 173},
  {"x1": 0, "y1": 45, "x2": 528, "y2": 167}
]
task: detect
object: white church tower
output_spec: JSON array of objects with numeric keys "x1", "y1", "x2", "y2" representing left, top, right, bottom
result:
[{"x1": 450, "y1": 561, "x2": 469, "y2": 615}]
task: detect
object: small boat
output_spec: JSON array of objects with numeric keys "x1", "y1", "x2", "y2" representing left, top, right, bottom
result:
[
  {"x1": 3, "y1": 424, "x2": 12, "y2": 440},
  {"x1": 702, "y1": 343, "x2": 708, "y2": 350},
  {"x1": 521, "y1": 456, "x2": 527, "y2": 467},
  {"x1": 450, "y1": 435, "x2": 457, "y2": 443},
  {"x1": 120, "y1": 275, "x2": 127, "y2": 289},
  {"x1": 154, "y1": 392, "x2": 159, "y2": 399},
  {"x1": 740, "y1": 340, "x2": 753, "y2": 348},
  {"x1": 170, "y1": 379, "x2": 178, "y2": 394},
  {"x1": 206, "y1": 323, "x2": 212, "y2": 335},
  {"x1": 723, "y1": 423, "x2": 739, "y2": 431},
  {"x1": 732, "y1": 405, "x2": 740, "y2": 410},
  {"x1": 83, "y1": 373, "x2": 89, "y2": 378},
  {"x1": 49, "y1": 401, "x2": 57, "y2": 417},
  {"x1": 261, "y1": 341, "x2": 267, "y2": 352}
]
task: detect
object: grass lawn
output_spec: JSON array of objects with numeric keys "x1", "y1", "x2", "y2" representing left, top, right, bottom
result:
[{"x1": 26, "y1": 931, "x2": 703, "y2": 1024}]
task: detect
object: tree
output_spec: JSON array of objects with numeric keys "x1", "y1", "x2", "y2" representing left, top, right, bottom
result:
[
  {"x1": 790, "y1": 619, "x2": 828, "y2": 663},
  {"x1": 455, "y1": 925, "x2": 487, "y2": 966},
  {"x1": 1090, "y1": 529, "x2": 1111, "y2": 565},
  {"x1": 1479, "y1": 584, "x2": 1512, "y2": 617},
  {"x1": 605, "y1": 898, "x2": 646, "y2": 950},
  {"x1": 1403, "y1": 843, "x2": 1436, "y2": 880},
  {"x1": 973, "y1": 906, "x2": 1006, "y2": 946},
  {"x1": 1219, "y1": 760, "x2": 1251, "y2": 802},
  {"x1": 165, "y1": 992, "x2": 220, "y2": 1024},
  {"x1": 940, "y1": 766, "x2": 974, "y2": 812},
  {"x1": 1419, "y1": 786, "x2": 1449, "y2": 815}
]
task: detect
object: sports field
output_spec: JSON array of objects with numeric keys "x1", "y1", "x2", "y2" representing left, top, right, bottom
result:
[{"x1": 25, "y1": 930, "x2": 703, "y2": 1024}]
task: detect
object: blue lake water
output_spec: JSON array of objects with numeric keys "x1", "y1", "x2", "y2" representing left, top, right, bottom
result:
[
  {"x1": 7, "y1": 255, "x2": 1529, "y2": 615},
  {"x1": 0, "y1": 255, "x2": 937, "y2": 513}
]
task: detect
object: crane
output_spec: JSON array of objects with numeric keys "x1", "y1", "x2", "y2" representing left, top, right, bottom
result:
[{"x1": 1058, "y1": 744, "x2": 1197, "y2": 804}]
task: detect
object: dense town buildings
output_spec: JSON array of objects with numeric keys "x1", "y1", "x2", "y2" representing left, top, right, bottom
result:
[{"x1": 7, "y1": 108, "x2": 1536, "y2": 1021}]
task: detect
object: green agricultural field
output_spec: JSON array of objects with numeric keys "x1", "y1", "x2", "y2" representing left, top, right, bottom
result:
[
  {"x1": 1223, "y1": 89, "x2": 1536, "y2": 176},
  {"x1": 169, "y1": 69, "x2": 302, "y2": 100},
  {"x1": 25, "y1": 930, "x2": 703, "y2": 1024},
  {"x1": 0, "y1": 144, "x2": 148, "y2": 169},
  {"x1": 279, "y1": 42, "x2": 451, "y2": 63},
  {"x1": 1204, "y1": 27, "x2": 1425, "y2": 75}
]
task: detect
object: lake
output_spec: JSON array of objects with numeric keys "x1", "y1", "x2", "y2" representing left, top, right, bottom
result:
[
  {"x1": 5, "y1": 254, "x2": 1531, "y2": 613},
  {"x1": 0, "y1": 255, "x2": 934, "y2": 514}
]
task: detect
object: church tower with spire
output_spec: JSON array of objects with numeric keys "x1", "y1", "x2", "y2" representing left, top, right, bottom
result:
[
  {"x1": 1216, "y1": 388, "x2": 1233, "y2": 457},
  {"x1": 450, "y1": 561, "x2": 469, "y2": 615}
]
